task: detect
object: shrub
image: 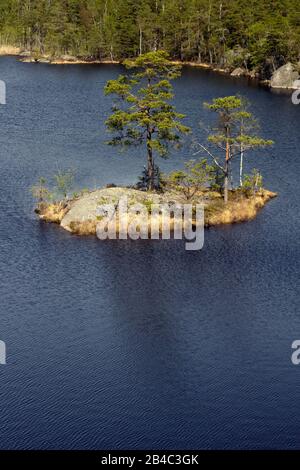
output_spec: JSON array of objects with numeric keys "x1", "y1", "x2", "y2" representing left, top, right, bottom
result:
[
  {"x1": 242, "y1": 169, "x2": 263, "y2": 196},
  {"x1": 53, "y1": 168, "x2": 75, "y2": 199},
  {"x1": 166, "y1": 159, "x2": 215, "y2": 200},
  {"x1": 136, "y1": 165, "x2": 164, "y2": 191},
  {"x1": 142, "y1": 199, "x2": 154, "y2": 214},
  {"x1": 31, "y1": 177, "x2": 52, "y2": 203}
]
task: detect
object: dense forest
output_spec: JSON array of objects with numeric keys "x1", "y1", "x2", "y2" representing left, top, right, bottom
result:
[{"x1": 0, "y1": 0, "x2": 300, "y2": 77}]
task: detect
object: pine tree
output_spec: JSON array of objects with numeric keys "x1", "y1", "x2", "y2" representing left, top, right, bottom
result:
[
  {"x1": 196, "y1": 96, "x2": 273, "y2": 203},
  {"x1": 104, "y1": 50, "x2": 190, "y2": 190}
]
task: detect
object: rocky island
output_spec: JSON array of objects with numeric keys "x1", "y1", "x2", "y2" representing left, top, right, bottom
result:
[
  {"x1": 30, "y1": 53, "x2": 277, "y2": 239},
  {"x1": 35, "y1": 186, "x2": 277, "y2": 236}
]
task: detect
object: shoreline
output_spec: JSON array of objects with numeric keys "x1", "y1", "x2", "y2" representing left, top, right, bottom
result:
[
  {"x1": 3, "y1": 47, "x2": 299, "y2": 90},
  {"x1": 19, "y1": 55, "x2": 253, "y2": 75},
  {"x1": 0, "y1": 45, "x2": 21, "y2": 56},
  {"x1": 35, "y1": 186, "x2": 277, "y2": 237},
  {"x1": 0, "y1": 45, "x2": 270, "y2": 86}
]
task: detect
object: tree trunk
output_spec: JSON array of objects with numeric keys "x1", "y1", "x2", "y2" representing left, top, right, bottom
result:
[
  {"x1": 139, "y1": 26, "x2": 142, "y2": 56},
  {"x1": 224, "y1": 161, "x2": 229, "y2": 204},
  {"x1": 147, "y1": 134, "x2": 154, "y2": 190},
  {"x1": 224, "y1": 130, "x2": 230, "y2": 204},
  {"x1": 239, "y1": 144, "x2": 244, "y2": 187},
  {"x1": 239, "y1": 122, "x2": 244, "y2": 187}
]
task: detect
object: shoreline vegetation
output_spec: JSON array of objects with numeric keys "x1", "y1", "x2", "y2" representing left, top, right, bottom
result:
[
  {"x1": 35, "y1": 186, "x2": 277, "y2": 236},
  {"x1": 0, "y1": 44, "x2": 255, "y2": 75},
  {"x1": 1, "y1": 0, "x2": 300, "y2": 90},
  {"x1": 0, "y1": 45, "x2": 298, "y2": 90}
]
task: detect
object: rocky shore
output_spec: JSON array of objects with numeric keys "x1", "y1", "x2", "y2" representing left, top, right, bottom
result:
[
  {"x1": 18, "y1": 56, "x2": 300, "y2": 90},
  {"x1": 1, "y1": 45, "x2": 299, "y2": 90},
  {"x1": 35, "y1": 186, "x2": 277, "y2": 237}
]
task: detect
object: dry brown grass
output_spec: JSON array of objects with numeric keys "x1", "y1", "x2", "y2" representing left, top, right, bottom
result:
[
  {"x1": 0, "y1": 45, "x2": 21, "y2": 55},
  {"x1": 205, "y1": 190, "x2": 277, "y2": 226},
  {"x1": 68, "y1": 219, "x2": 98, "y2": 235},
  {"x1": 36, "y1": 202, "x2": 69, "y2": 224}
]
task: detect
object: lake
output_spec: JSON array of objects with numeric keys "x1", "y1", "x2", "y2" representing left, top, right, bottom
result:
[{"x1": 0, "y1": 56, "x2": 299, "y2": 450}]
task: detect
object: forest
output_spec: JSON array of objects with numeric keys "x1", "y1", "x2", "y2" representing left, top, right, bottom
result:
[{"x1": 0, "y1": 0, "x2": 300, "y2": 77}]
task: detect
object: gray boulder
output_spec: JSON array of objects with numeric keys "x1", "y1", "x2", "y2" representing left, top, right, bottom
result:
[
  {"x1": 270, "y1": 63, "x2": 300, "y2": 89},
  {"x1": 231, "y1": 67, "x2": 246, "y2": 77}
]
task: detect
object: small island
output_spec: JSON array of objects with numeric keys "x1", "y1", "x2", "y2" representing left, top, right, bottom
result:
[
  {"x1": 36, "y1": 185, "x2": 276, "y2": 236},
  {"x1": 32, "y1": 51, "x2": 277, "y2": 237}
]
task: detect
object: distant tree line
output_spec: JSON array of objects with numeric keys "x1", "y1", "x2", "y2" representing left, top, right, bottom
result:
[{"x1": 1, "y1": 0, "x2": 299, "y2": 77}]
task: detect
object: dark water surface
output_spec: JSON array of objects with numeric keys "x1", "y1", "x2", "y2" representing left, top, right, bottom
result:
[{"x1": 0, "y1": 57, "x2": 299, "y2": 449}]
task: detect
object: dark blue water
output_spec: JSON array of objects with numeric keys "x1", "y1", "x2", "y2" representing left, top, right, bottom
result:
[{"x1": 0, "y1": 56, "x2": 299, "y2": 450}]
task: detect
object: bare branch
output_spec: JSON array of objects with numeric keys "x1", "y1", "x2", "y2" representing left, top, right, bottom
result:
[{"x1": 193, "y1": 142, "x2": 224, "y2": 172}]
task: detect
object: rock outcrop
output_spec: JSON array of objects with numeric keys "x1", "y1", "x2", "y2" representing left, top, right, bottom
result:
[
  {"x1": 231, "y1": 67, "x2": 246, "y2": 77},
  {"x1": 60, "y1": 187, "x2": 168, "y2": 232},
  {"x1": 270, "y1": 63, "x2": 300, "y2": 89}
]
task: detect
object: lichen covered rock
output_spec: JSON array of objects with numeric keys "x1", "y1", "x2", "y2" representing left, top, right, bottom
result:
[{"x1": 270, "y1": 63, "x2": 300, "y2": 89}]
